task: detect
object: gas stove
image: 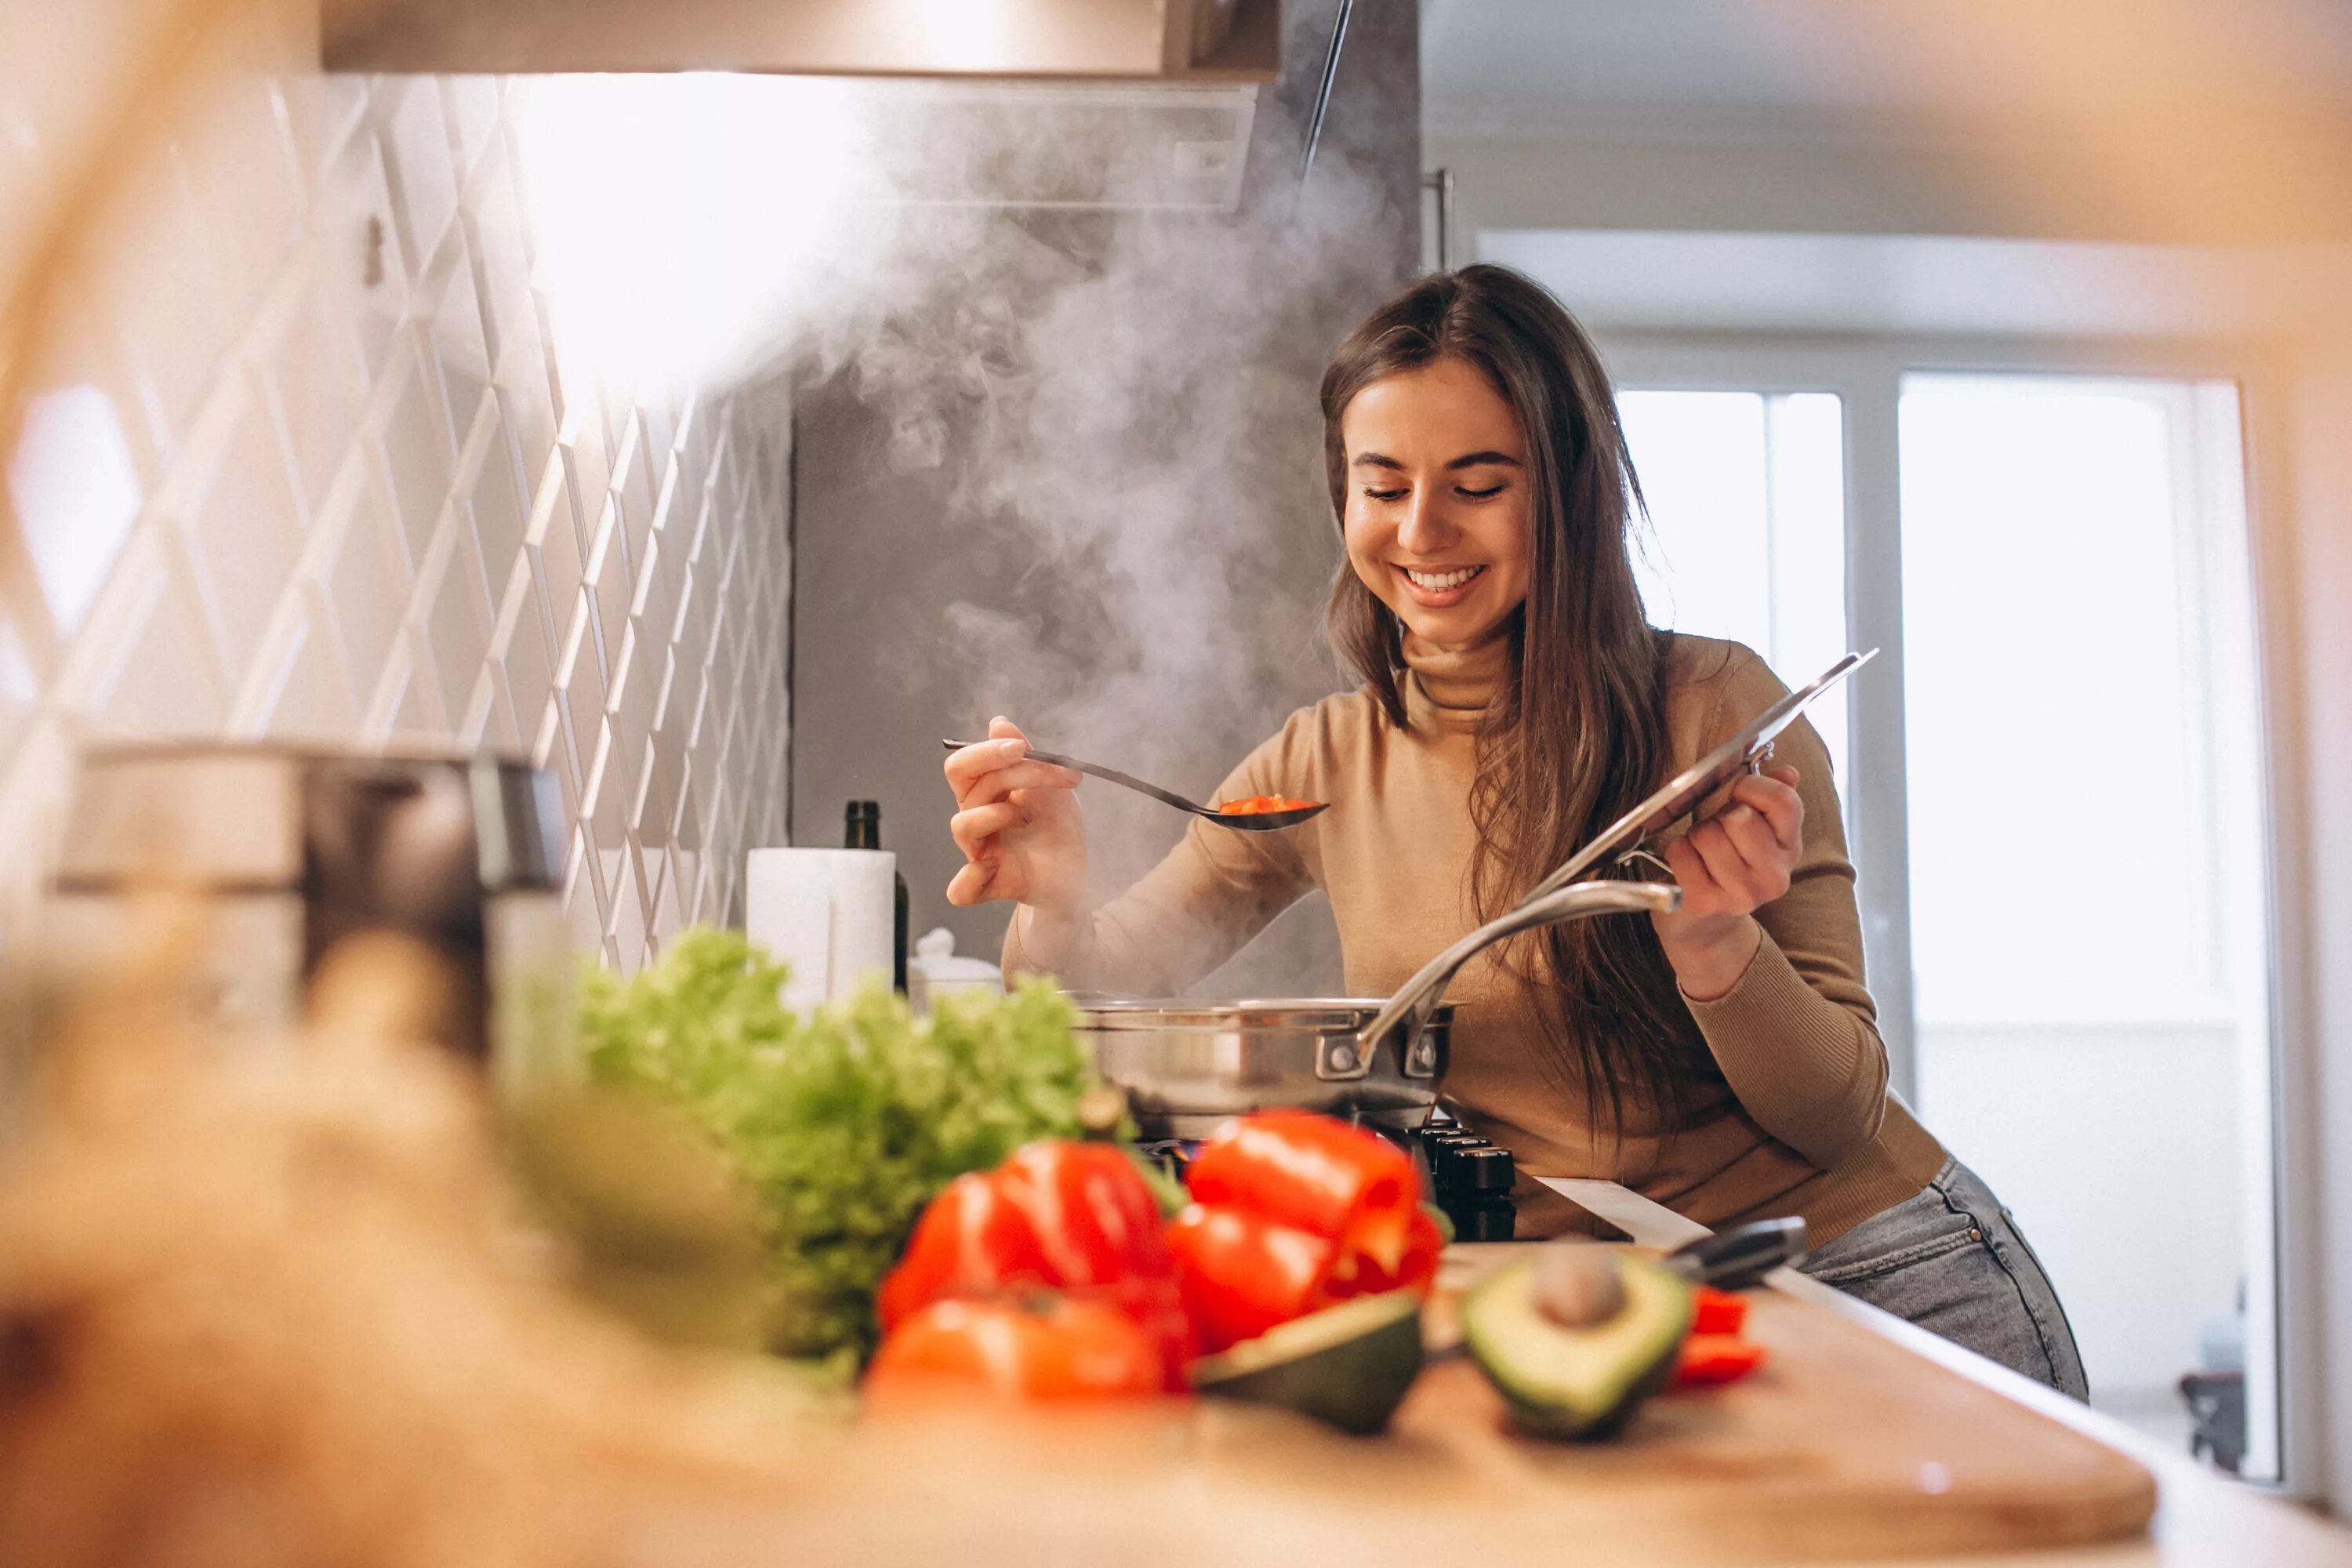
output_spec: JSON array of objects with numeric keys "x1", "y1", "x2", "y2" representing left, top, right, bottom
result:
[{"x1": 1134, "y1": 1114, "x2": 1517, "y2": 1241}]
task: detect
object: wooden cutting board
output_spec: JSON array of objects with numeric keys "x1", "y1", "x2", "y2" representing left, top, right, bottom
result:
[
  {"x1": 777, "y1": 1247, "x2": 2157, "y2": 1567},
  {"x1": 1345, "y1": 1247, "x2": 2160, "y2": 1561}
]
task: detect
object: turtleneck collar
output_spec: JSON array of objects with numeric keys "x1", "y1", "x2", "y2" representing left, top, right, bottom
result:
[{"x1": 1400, "y1": 622, "x2": 1513, "y2": 733}]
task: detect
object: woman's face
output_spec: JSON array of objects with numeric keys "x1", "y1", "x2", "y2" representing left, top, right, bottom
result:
[{"x1": 1339, "y1": 356, "x2": 1532, "y2": 648}]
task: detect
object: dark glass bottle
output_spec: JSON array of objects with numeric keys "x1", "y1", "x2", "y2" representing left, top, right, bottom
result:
[{"x1": 844, "y1": 800, "x2": 909, "y2": 995}]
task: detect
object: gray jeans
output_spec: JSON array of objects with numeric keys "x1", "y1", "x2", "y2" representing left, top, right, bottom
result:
[{"x1": 1800, "y1": 1157, "x2": 2089, "y2": 1400}]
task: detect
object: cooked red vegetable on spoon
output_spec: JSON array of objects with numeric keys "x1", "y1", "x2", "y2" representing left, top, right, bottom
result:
[{"x1": 1214, "y1": 794, "x2": 1324, "y2": 816}]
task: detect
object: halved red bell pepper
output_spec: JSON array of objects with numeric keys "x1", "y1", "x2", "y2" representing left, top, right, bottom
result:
[
  {"x1": 1165, "y1": 1203, "x2": 1338, "y2": 1355},
  {"x1": 866, "y1": 1294, "x2": 1165, "y2": 1407},
  {"x1": 1185, "y1": 1111, "x2": 1421, "y2": 1278},
  {"x1": 876, "y1": 1140, "x2": 1192, "y2": 1389},
  {"x1": 995, "y1": 1141, "x2": 1192, "y2": 1385},
  {"x1": 1343, "y1": 1202, "x2": 1445, "y2": 1298},
  {"x1": 877, "y1": 1169, "x2": 1054, "y2": 1332}
]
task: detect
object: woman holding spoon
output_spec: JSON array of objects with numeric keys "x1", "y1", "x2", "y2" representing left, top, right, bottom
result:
[{"x1": 942, "y1": 265, "x2": 2083, "y2": 1396}]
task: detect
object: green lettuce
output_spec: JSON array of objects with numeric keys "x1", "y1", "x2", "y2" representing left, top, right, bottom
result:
[{"x1": 575, "y1": 927, "x2": 1093, "y2": 1364}]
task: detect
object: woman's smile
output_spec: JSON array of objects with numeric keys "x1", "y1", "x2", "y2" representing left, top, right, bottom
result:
[{"x1": 1396, "y1": 561, "x2": 1488, "y2": 606}]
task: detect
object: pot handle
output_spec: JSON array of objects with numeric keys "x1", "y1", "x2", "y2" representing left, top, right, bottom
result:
[{"x1": 1350, "y1": 880, "x2": 1683, "y2": 1066}]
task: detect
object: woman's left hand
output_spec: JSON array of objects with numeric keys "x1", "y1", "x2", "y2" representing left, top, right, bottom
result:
[{"x1": 1652, "y1": 764, "x2": 1804, "y2": 1003}]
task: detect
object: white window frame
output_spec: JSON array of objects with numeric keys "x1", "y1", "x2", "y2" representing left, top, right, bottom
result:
[{"x1": 1598, "y1": 328, "x2": 2315, "y2": 1497}]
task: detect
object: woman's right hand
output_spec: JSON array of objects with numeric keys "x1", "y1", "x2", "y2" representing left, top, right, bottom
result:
[{"x1": 943, "y1": 717, "x2": 1087, "y2": 920}]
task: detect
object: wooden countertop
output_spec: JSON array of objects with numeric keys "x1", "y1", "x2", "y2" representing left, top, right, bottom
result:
[
  {"x1": 767, "y1": 1183, "x2": 2349, "y2": 1568},
  {"x1": 1542, "y1": 1178, "x2": 2352, "y2": 1567}
]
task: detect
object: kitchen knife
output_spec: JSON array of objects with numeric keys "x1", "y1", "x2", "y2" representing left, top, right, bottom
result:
[{"x1": 1662, "y1": 1217, "x2": 1811, "y2": 1291}]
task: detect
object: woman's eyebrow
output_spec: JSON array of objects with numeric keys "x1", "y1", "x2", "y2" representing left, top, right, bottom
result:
[{"x1": 1350, "y1": 450, "x2": 1522, "y2": 470}]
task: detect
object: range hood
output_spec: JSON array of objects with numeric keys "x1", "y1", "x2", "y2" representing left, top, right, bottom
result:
[
  {"x1": 321, "y1": 0, "x2": 1279, "y2": 82},
  {"x1": 851, "y1": 82, "x2": 1258, "y2": 210}
]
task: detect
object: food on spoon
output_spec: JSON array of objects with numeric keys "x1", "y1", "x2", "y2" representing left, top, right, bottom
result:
[
  {"x1": 865, "y1": 1295, "x2": 1167, "y2": 1407},
  {"x1": 1189, "y1": 1290, "x2": 1425, "y2": 1435},
  {"x1": 876, "y1": 1140, "x2": 1192, "y2": 1390},
  {"x1": 1463, "y1": 1248, "x2": 1693, "y2": 1439},
  {"x1": 1214, "y1": 794, "x2": 1323, "y2": 815}
]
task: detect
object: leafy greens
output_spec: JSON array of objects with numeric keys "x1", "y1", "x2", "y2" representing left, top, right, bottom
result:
[{"x1": 576, "y1": 927, "x2": 1094, "y2": 1365}]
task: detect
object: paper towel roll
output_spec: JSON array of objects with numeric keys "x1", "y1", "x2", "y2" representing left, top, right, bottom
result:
[{"x1": 745, "y1": 848, "x2": 897, "y2": 1013}]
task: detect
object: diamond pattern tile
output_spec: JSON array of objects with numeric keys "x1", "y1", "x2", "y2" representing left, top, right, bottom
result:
[
  {"x1": 255, "y1": 610, "x2": 357, "y2": 742},
  {"x1": 259, "y1": 269, "x2": 372, "y2": 525},
  {"x1": 524, "y1": 456, "x2": 584, "y2": 633},
  {"x1": 378, "y1": 78, "x2": 459, "y2": 284},
  {"x1": 0, "y1": 65, "x2": 793, "y2": 959},
  {"x1": 322, "y1": 469, "x2": 412, "y2": 690},
  {"x1": 96, "y1": 551, "x2": 228, "y2": 739},
  {"x1": 466, "y1": 402, "x2": 528, "y2": 585},
  {"x1": 419, "y1": 514, "x2": 490, "y2": 726},
  {"x1": 180, "y1": 379, "x2": 307, "y2": 678},
  {"x1": 373, "y1": 336, "x2": 455, "y2": 572}
]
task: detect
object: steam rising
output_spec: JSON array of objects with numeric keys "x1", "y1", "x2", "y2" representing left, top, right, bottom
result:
[{"x1": 515, "y1": 27, "x2": 1417, "y2": 984}]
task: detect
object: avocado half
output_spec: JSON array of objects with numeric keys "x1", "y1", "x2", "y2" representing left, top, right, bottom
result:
[
  {"x1": 1462, "y1": 1252, "x2": 1693, "y2": 1439},
  {"x1": 1191, "y1": 1290, "x2": 1425, "y2": 1436}
]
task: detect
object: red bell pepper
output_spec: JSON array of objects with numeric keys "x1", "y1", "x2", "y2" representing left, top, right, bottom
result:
[
  {"x1": 1165, "y1": 1114, "x2": 1439, "y2": 1358},
  {"x1": 1691, "y1": 1286, "x2": 1749, "y2": 1337},
  {"x1": 996, "y1": 1141, "x2": 1192, "y2": 1385},
  {"x1": 1344, "y1": 1202, "x2": 1445, "y2": 1298},
  {"x1": 1165, "y1": 1203, "x2": 1338, "y2": 1355},
  {"x1": 876, "y1": 1140, "x2": 1192, "y2": 1389},
  {"x1": 866, "y1": 1295, "x2": 1165, "y2": 1406},
  {"x1": 1185, "y1": 1111, "x2": 1421, "y2": 1277},
  {"x1": 877, "y1": 1169, "x2": 1055, "y2": 1332},
  {"x1": 1673, "y1": 1333, "x2": 1766, "y2": 1388}
]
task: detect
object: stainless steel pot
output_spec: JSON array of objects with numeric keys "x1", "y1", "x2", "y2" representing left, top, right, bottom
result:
[{"x1": 1074, "y1": 879, "x2": 1680, "y2": 1139}]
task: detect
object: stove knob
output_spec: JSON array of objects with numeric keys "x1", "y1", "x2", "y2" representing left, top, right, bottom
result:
[
  {"x1": 1425, "y1": 1138, "x2": 1475, "y2": 1192},
  {"x1": 1453, "y1": 1144, "x2": 1515, "y2": 1194}
]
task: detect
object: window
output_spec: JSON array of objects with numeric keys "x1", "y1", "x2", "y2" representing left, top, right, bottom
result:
[
  {"x1": 1900, "y1": 372, "x2": 2274, "y2": 1477},
  {"x1": 1613, "y1": 361, "x2": 2280, "y2": 1480},
  {"x1": 1617, "y1": 390, "x2": 1851, "y2": 790}
]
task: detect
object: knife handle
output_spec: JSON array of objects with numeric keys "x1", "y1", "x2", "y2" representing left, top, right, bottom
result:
[{"x1": 1664, "y1": 1216, "x2": 1811, "y2": 1290}]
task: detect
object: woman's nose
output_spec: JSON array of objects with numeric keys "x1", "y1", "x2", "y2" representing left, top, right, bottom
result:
[{"x1": 1396, "y1": 489, "x2": 1454, "y2": 554}]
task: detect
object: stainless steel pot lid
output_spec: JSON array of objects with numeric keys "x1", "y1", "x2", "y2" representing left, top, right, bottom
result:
[{"x1": 1072, "y1": 999, "x2": 1457, "y2": 1030}]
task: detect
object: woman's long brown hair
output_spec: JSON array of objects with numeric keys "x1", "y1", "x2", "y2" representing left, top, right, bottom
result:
[{"x1": 1320, "y1": 264, "x2": 1690, "y2": 1135}]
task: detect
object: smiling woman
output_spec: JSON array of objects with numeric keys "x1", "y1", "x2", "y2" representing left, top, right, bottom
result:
[
  {"x1": 942, "y1": 263, "x2": 2085, "y2": 1398},
  {"x1": 1340, "y1": 357, "x2": 1531, "y2": 627}
]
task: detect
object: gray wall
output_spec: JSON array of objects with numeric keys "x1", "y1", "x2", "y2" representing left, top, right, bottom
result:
[{"x1": 788, "y1": 0, "x2": 1422, "y2": 993}]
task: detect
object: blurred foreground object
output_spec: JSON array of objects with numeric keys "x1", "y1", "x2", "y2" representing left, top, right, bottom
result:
[
  {"x1": 0, "y1": 908, "x2": 826, "y2": 1568},
  {"x1": 46, "y1": 744, "x2": 572, "y2": 1076}
]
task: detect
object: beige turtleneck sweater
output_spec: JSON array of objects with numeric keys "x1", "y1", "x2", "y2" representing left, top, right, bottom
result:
[{"x1": 1005, "y1": 630, "x2": 1947, "y2": 1247}]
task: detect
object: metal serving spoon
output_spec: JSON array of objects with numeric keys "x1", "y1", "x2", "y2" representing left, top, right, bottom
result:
[{"x1": 939, "y1": 739, "x2": 1328, "y2": 833}]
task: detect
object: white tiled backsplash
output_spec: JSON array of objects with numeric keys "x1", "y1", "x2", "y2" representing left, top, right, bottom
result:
[{"x1": 1, "y1": 39, "x2": 793, "y2": 969}]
